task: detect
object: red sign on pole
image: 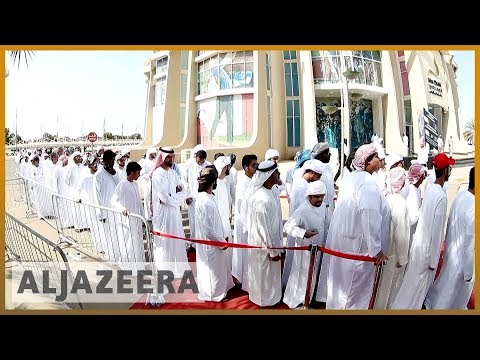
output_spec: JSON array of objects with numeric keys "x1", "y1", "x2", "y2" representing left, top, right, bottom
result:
[{"x1": 87, "y1": 132, "x2": 98, "y2": 143}]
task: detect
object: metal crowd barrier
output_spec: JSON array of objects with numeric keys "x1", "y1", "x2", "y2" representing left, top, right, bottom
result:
[
  {"x1": 22, "y1": 177, "x2": 58, "y2": 227},
  {"x1": 5, "y1": 211, "x2": 84, "y2": 309},
  {"x1": 52, "y1": 193, "x2": 156, "y2": 266},
  {"x1": 5, "y1": 178, "x2": 31, "y2": 214}
]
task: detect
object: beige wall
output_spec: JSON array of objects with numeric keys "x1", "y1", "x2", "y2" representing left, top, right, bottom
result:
[{"x1": 134, "y1": 50, "x2": 471, "y2": 165}]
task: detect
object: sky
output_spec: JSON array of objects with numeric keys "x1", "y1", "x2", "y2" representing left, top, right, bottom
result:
[
  {"x1": 5, "y1": 50, "x2": 154, "y2": 141},
  {"x1": 5, "y1": 50, "x2": 476, "y2": 142},
  {"x1": 452, "y1": 50, "x2": 475, "y2": 123}
]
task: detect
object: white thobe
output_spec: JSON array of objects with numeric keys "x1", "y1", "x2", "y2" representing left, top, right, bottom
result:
[
  {"x1": 113, "y1": 164, "x2": 127, "y2": 182},
  {"x1": 140, "y1": 158, "x2": 155, "y2": 220},
  {"x1": 374, "y1": 193, "x2": 410, "y2": 309},
  {"x1": 182, "y1": 160, "x2": 211, "y2": 244},
  {"x1": 283, "y1": 176, "x2": 309, "y2": 287},
  {"x1": 246, "y1": 187, "x2": 283, "y2": 307},
  {"x1": 405, "y1": 184, "x2": 422, "y2": 249},
  {"x1": 77, "y1": 172, "x2": 107, "y2": 255},
  {"x1": 111, "y1": 179, "x2": 146, "y2": 269},
  {"x1": 283, "y1": 200, "x2": 329, "y2": 309},
  {"x1": 29, "y1": 164, "x2": 54, "y2": 219},
  {"x1": 424, "y1": 190, "x2": 475, "y2": 309},
  {"x1": 151, "y1": 167, "x2": 190, "y2": 279},
  {"x1": 53, "y1": 165, "x2": 75, "y2": 228},
  {"x1": 65, "y1": 163, "x2": 89, "y2": 230},
  {"x1": 232, "y1": 173, "x2": 252, "y2": 289},
  {"x1": 214, "y1": 178, "x2": 235, "y2": 290},
  {"x1": 195, "y1": 192, "x2": 233, "y2": 301},
  {"x1": 93, "y1": 167, "x2": 120, "y2": 262},
  {"x1": 326, "y1": 171, "x2": 383, "y2": 309},
  {"x1": 391, "y1": 184, "x2": 448, "y2": 309}
]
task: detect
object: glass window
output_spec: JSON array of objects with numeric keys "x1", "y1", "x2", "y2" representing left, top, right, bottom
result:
[
  {"x1": 374, "y1": 62, "x2": 383, "y2": 87},
  {"x1": 287, "y1": 118, "x2": 294, "y2": 146},
  {"x1": 285, "y1": 74, "x2": 292, "y2": 96},
  {"x1": 294, "y1": 117, "x2": 301, "y2": 146},
  {"x1": 292, "y1": 76, "x2": 299, "y2": 96},
  {"x1": 283, "y1": 51, "x2": 291, "y2": 60},
  {"x1": 181, "y1": 51, "x2": 189, "y2": 70},
  {"x1": 287, "y1": 99, "x2": 294, "y2": 117},
  {"x1": 290, "y1": 51, "x2": 297, "y2": 60},
  {"x1": 404, "y1": 100, "x2": 412, "y2": 126},
  {"x1": 266, "y1": 53, "x2": 271, "y2": 91},
  {"x1": 181, "y1": 73, "x2": 188, "y2": 103},
  {"x1": 196, "y1": 51, "x2": 254, "y2": 95},
  {"x1": 362, "y1": 51, "x2": 372, "y2": 59},
  {"x1": 294, "y1": 99, "x2": 300, "y2": 115},
  {"x1": 372, "y1": 51, "x2": 381, "y2": 61}
]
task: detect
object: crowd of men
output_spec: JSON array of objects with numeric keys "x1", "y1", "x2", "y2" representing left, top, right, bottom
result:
[{"x1": 12, "y1": 140, "x2": 474, "y2": 310}]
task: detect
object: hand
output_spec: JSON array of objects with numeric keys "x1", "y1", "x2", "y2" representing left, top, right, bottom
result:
[
  {"x1": 304, "y1": 229, "x2": 318, "y2": 239},
  {"x1": 428, "y1": 266, "x2": 435, "y2": 271},
  {"x1": 374, "y1": 250, "x2": 388, "y2": 266},
  {"x1": 268, "y1": 254, "x2": 281, "y2": 262},
  {"x1": 186, "y1": 197, "x2": 193, "y2": 205}
]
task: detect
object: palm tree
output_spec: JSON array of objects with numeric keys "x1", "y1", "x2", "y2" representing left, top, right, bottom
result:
[
  {"x1": 5, "y1": 50, "x2": 34, "y2": 77},
  {"x1": 463, "y1": 118, "x2": 475, "y2": 145}
]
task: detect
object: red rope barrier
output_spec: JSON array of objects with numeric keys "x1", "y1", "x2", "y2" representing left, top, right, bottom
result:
[{"x1": 150, "y1": 230, "x2": 376, "y2": 262}]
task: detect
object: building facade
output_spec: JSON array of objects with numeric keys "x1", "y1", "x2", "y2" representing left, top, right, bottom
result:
[{"x1": 137, "y1": 50, "x2": 471, "y2": 164}]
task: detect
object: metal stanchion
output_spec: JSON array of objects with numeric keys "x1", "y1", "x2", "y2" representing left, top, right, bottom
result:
[
  {"x1": 303, "y1": 244, "x2": 319, "y2": 309},
  {"x1": 368, "y1": 262, "x2": 384, "y2": 309}
]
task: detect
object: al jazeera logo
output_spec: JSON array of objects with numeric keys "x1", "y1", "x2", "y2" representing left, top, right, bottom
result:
[{"x1": 11, "y1": 262, "x2": 201, "y2": 304}]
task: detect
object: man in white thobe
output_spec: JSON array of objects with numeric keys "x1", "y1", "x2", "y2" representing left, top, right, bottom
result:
[
  {"x1": 65, "y1": 151, "x2": 89, "y2": 231},
  {"x1": 213, "y1": 155, "x2": 235, "y2": 291},
  {"x1": 283, "y1": 180, "x2": 329, "y2": 309},
  {"x1": 93, "y1": 150, "x2": 121, "y2": 262},
  {"x1": 140, "y1": 147, "x2": 157, "y2": 222},
  {"x1": 311, "y1": 142, "x2": 335, "y2": 215},
  {"x1": 232, "y1": 154, "x2": 258, "y2": 291},
  {"x1": 113, "y1": 153, "x2": 128, "y2": 182},
  {"x1": 195, "y1": 165, "x2": 234, "y2": 301},
  {"x1": 52, "y1": 155, "x2": 75, "y2": 229},
  {"x1": 76, "y1": 156, "x2": 106, "y2": 255},
  {"x1": 424, "y1": 167, "x2": 474, "y2": 309},
  {"x1": 151, "y1": 147, "x2": 190, "y2": 279},
  {"x1": 391, "y1": 153, "x2": 455, "y2": 309},
  {"x1": 265, "y1": 148, "x2": 286, "y2": 197},
  {"x1": 242, "y1": 160, "x2": 283, "y2": 307},
  {"x1": 111, "y1": 161, "x2": 146, "y2": 269},
  {"x1": 283, "y1": 159, "x2": 325, "y2": 288},
  {"x1": 374, "y1": 167, "x2": 410, "y2": 309},
  {"x1": 183, "y1": 149, "x2": 211, "y2": 249},
  {"x1": 404, "y1": 163, "x2": 426, "y2": 249},
  {"x1": 325, "y1": 143, "x2": 387, "y2": 309}
]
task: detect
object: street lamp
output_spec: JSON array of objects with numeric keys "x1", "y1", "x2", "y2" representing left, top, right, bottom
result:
[{"x1": 339, "y1": 68, "x2": 360, "y2": 179}]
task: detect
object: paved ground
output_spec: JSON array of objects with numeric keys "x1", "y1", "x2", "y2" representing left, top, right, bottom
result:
[{"x1": 4, "y1": 156, "x2": 474, "y2": 310}]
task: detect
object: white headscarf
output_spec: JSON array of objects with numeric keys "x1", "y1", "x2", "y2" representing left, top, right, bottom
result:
[
  {"x1": 305, "y1": 180, "x2": 327, "y2": 199},
  {"x1": 301, "y1": 159, "x2": 325, "y2": 176},
  {"x1": 214, "y1": 155, "x2": 231, "y2": 175},
  {"x1": 146, "y1": 147, "x2": 157, "y2": 157},
  {"x1": 385, "y1": 152, "x2": 404, "y2": 170},
  {"x1": 240, "y1": 160, "x2": 278, "y2": 228},
  {"x1": 265, "y1": 148, "x2": 280, "y2": 161}
]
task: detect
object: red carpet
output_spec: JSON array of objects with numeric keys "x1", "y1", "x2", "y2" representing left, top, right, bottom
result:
[
  {"x1": 130, "y1": 247, "x2": 290, "y2": 310},
  {"x1": 131, "y1": 242, "x2": 474, "y2": 310}
]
